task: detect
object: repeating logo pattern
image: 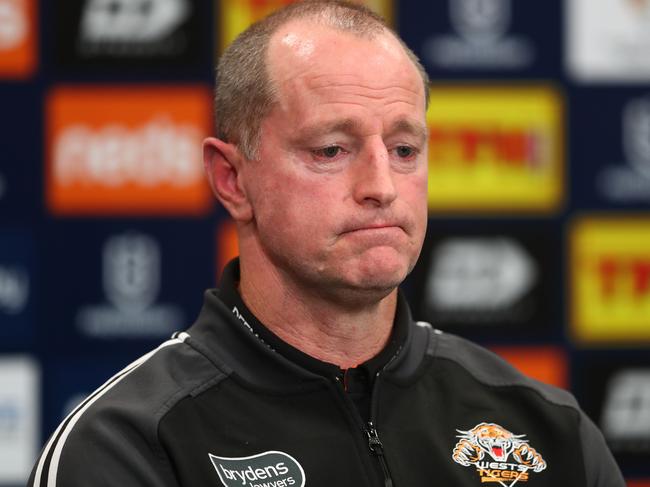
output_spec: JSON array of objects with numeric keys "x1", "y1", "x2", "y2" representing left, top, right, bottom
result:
[
  {"x1": 76, "y1": 232, "x2": 184, "y2": 338},
  {"x1": 0, "y1": 356, "x2": 39, "y2": 484},
  {"x1": 567, "y1": 0, "x2": 650, "y2": 81},
  {"x1": 425, "y1": 86, "x2": 563, "y2": 213},
  {"x1": 596, "y1": 95, "x2": 650, "y2": 202},
  {"x1": 0, "y1": 0, "x2": 37, "y2": 77},
  {"x1": 1, "y1": 0, "x2": 650, "y2": 484},
  {"x1": 571, "y1": 217, "x2": 650, "y2": 342},
  {"x1": 45, "y1": 85, "x2": 213, "y2": 215},
  {"x1": 423, "y1": 0, "x2": 533, "y2": 69},
  {"x1": 78, "y1": 0, "x2": 191, "y2": 52},
  {"x1": 426, "y1": 237, "x2": 537, "y2": 313},
  {"x1": 601, "y1": 369, "x2": 650, "y2": 450}
]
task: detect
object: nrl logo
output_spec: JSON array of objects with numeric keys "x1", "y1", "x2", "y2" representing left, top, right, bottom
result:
[
  {"x1": 452, "y1": 422, "x2": 546, "y2": 486},
  {"x1": 623, "y1": 96, "x2": 650, "y2": 180}
]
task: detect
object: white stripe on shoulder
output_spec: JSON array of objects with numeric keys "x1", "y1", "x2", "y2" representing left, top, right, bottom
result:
[
  {"x1": 416, "y1": 321, "x2": 443, "y2": 335},
  {"x1": 176, "y1": 332, "x2": 190, "y2": 342},
  {"x1": 32, "y1": 335, "x2": 189, "y2": 487}
]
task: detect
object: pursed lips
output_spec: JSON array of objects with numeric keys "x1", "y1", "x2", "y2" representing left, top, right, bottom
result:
[{"x1": 339, "y1": 222, "x2": 406, "y2": 237}]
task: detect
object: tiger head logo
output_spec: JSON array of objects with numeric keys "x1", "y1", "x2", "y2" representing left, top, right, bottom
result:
[
  {"x1": 452, "y1": 422, "x2": 546, "y2": 479},
  {"x1": 456, "y1": 423, "x2": 523, "y2": 462}
]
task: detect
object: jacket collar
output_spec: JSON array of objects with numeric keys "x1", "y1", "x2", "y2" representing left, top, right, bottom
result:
[
  {"x1": 185, "y1": 261, "x2": 433, "y2": 391},
  {"x1": 217, "y1": 259, "x2": 409, "y2": 381}
]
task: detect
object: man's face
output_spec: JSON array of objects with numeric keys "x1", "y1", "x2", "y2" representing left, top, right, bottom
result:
[{"x1": 242, "y1": 21, "x2": 428, "y2": 304}]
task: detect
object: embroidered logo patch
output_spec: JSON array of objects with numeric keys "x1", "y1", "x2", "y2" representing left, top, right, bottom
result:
[
  {"x1": 452, "y1": 422, "x2": 546, "y2": 486},
  {"x1": 209, "y1": 450, "x2": 306, "y2": 487}
]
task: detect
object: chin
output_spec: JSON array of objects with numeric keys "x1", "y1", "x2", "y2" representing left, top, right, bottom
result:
[
  {"x1": 354, "y1": 249, "x2": 412, "y2": 282},
  {"x1": 348, "y1": 262, "x2": 407, "y2": 294},
  {"x1": 329, "y1": 279, "x2": 398, "y2": 308}
]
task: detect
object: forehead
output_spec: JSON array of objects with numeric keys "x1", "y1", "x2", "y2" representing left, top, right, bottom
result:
[{"x1": 266, "y1": 20, "x2": 424, "y2": 112}]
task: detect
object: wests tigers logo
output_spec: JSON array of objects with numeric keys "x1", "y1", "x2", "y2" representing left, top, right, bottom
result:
[{"x1": 452, "y1": 422, "x2": 546, "y2": 486}]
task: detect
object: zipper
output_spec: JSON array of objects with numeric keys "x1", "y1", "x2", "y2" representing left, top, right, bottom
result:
[
  {"x1": 334, "y1": 370, "x2": 396, "y2": 487},
  {"x1": 365, "y1": 421, "x2": 394, "y2": 487}
]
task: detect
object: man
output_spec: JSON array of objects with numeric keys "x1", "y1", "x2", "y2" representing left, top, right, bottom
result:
[{"x1": 30, "y1": 1, "x2": 625, "y2": 486}]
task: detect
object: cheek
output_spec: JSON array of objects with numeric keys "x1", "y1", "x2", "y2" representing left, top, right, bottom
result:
[
  {"x1": 401, "y1": 171, "x2": 429, "y2": 217},
  {"x1": 253, "y1": 173, "x2": 337, "y2": 241}
]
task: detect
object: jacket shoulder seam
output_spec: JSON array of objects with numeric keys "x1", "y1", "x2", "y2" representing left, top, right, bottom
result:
[{"x1": 433, "y1": 333, "x2": 579, "y2": 411}]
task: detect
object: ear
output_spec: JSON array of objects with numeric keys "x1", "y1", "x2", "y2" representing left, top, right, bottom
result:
[{"x1": 203, "y1": 137, "x2": 253, "y2": 222}]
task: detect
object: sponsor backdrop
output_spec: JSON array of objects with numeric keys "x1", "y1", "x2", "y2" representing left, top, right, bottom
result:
[{"x1": 0, "y1": 0, "x2": 649, "y2": 484}]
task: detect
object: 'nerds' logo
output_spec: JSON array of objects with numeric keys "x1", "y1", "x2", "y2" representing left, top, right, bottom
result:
[{"x1": 209, "y1": 451, "x2": 305, "y2": 487}]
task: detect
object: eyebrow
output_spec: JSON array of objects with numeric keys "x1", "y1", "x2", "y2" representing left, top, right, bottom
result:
[
  {"x1": 293, "y1": 118, "x2": 361, "y2": 143},
  {"x1": 387, "y1": 119, "x2": 428, "y2": 144},
  {"x1": 294, "y1": 117, "x2": 427, "y2": 144}
]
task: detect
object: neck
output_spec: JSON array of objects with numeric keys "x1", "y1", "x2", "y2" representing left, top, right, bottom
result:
[{"x1": 238, "y1": 253, "x2": 397, "y2": 369}]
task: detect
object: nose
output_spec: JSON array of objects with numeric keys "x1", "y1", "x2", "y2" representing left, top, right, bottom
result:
[{"x1": 352, "y1": 139, "x2": 397, "y2": 207}]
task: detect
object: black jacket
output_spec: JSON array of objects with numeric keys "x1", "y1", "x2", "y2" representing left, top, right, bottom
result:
[{"x1": 30, "y1": 286, "x2": 625, "y2": 487}]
